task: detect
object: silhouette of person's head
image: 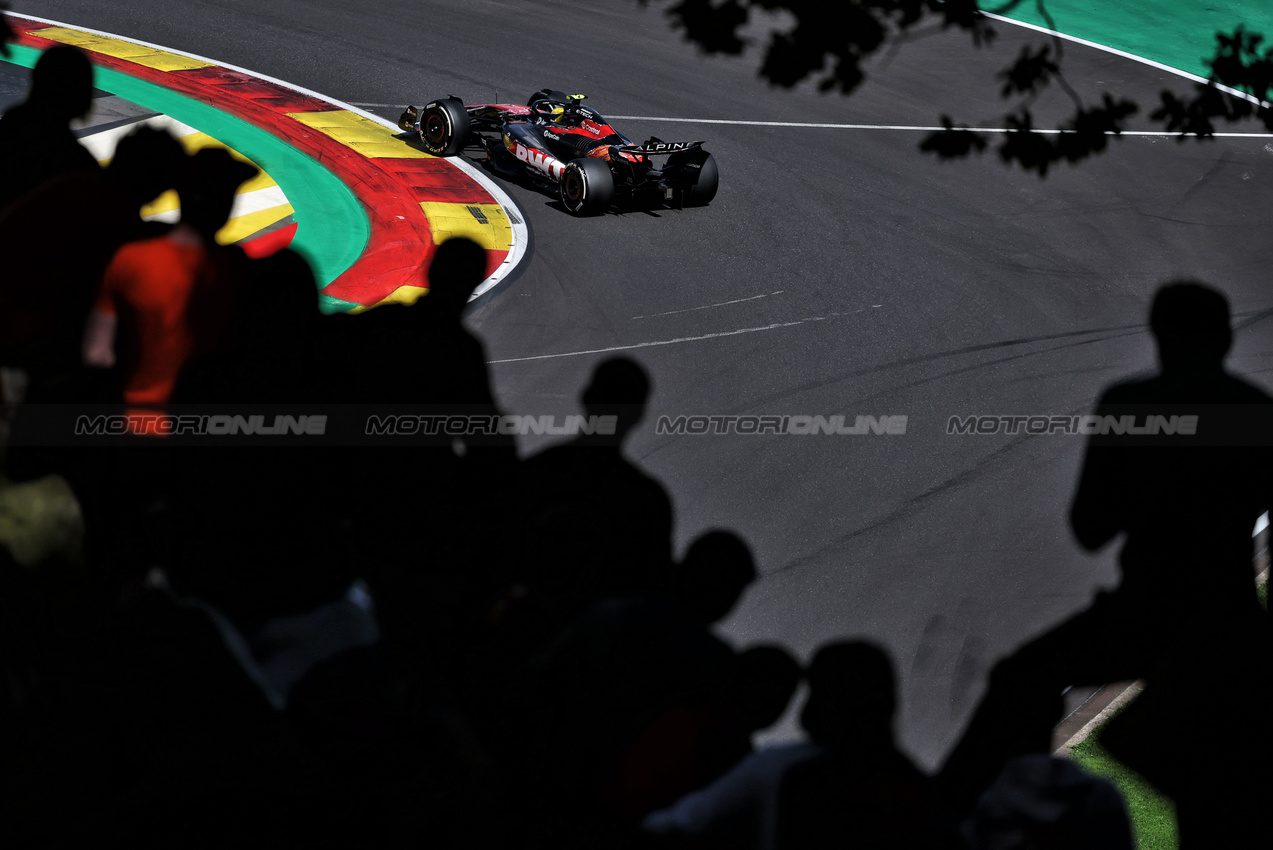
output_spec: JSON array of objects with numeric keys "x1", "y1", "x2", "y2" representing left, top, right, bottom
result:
[
  {"x1": 676, "y1": 530, "x2": 756, "y2": 624},
  {"x1": 726, "y1": 644, "x2": 802, "y2": 732},
  {"x1": 426, "y1": 237, "x2": 487, "y2": 316},
  {"x1": 581, "y1": 356, "x2": 650, "y2": 441},
  {"x1": 1149, "y1": 280, "x2": 1232, "y2": 373},
  {"x1": 800, "y1": 640, "x2": 896, "y2": 750},
  {"x1": 175, "y1": 147, "x2": 258, "y2": 238},
  {"x1": 29, "y1": 44, "x2": 94, "y2": 121},
  {"x1": 2, "y1": 5, "x2": 14, "y2": 59},
  {"x1": 241, "y1": 251, "x2": 320, "y2": 349},
  {"x1": 107, "y1": 125, "x2": 187, "y2": 208}
]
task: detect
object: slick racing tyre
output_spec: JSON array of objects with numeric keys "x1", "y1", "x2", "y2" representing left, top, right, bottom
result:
[
  {"x1": 418, "y1": 98, "x2": 470, "y2": 157},
  {"x1": 560, "y1": 158, "x2": 615, "y2": 216},
  {"x1": 687, "y1": 153, "x2": 719, "y2": 206},
  {"x1": 669, "y1": 149, "x2": 719, "y2": 206}
]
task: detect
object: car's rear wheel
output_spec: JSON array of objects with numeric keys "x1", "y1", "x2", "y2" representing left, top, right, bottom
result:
[
  {"x1": 686, "y1": 153, "x2": 719, "y2": 206},
  {"x1": 418, "y1": 98, "x2": 470, "y2": 157},
  {"x1": 668, "y1": 150, "x2": 719, "y2": 206},
  {"x1": 560, "y1": 158, "x2": 615, "y2": 216}
]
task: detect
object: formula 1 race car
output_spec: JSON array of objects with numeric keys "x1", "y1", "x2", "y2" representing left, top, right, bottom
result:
[{"x1": 399, "y1": 89, "x2": 718, "y2": 216}]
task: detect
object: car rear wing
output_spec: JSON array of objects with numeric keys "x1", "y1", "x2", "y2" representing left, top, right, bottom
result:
[{"x1": 613, "y1": 137, "x2": 705, "y2": 155}]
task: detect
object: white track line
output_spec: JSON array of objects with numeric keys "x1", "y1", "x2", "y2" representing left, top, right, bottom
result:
[
  {"x1": 606, "y1": 116, "x2": 1273, "y2": 137},
  {"x1": 608, "y1": 10, "x2": 1273, "y2": 137},
  {"x1": 12, "y1": 13, "x2": 530, "y2": 302}
]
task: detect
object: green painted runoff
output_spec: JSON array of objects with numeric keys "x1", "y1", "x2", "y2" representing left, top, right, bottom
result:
[{"x1": 995, "y1": 0, "x2": 1273, "y2": 81}]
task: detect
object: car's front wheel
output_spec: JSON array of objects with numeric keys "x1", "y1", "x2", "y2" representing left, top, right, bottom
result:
[
  {"x1": 418, "y1": 98, "x2": 470, "y2": 157},
  {"x1": 560, "y1": 158, "x2": 615, "y2": 216}
]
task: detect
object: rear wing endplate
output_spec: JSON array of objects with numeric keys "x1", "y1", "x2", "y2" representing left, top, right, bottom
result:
[{"x1": 614, "y1": 137, "x2": 705, "y2": 155}]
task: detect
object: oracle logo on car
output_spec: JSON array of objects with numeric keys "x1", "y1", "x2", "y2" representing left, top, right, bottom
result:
[{"x1": 513, "y1": 143, "x2": 565, "y2": 179}]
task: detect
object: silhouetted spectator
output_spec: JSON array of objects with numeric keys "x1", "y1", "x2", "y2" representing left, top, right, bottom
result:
[
  {"x1": 641, "y1": 645, "x2": 804, "y2": 850},
  {"x1": 961, "y1": 755, "x2": 1132, "y2": 850},
  {"x1": 173, "y1": 243, "x2": 320, "y2": 405},
  {"x1": 59, "y1": 148, "x2": 255, "y2": 598},
  {"x1": 500, "y1": 528, "x2": 758, "y2": 833},
  {"x1": 675, "y1": 529, "x2": 758, "y2": 625},
  {"x1": 321, "y1": 237, "x2": 499, "y2": 411},
  {"x1": 1, "y1": 126, "x2": 187, "y2": 600},
  {"x1": 0, "y1": 44, "x2": 99, "y2": 211},
  {"x1": 157, "y1": 239, "x2": 362, "y2": 634},
  {"x1": 320, "y1": 238, "x2": 510, "y2": 542},
  {"x1": 777, "y1": 641, "x2": 963, "y2": 849},
  {"x1": 83, "y1": 146, "x2": 254, "y2": 416},
  {"x1": 477, "y1": 525, "x2": 756, "y2": 698},
  {"x1": 0, "y1": 125, "x2": 184, "y2": 383},
  {"x1": 322, "y1": 238, "x2": 515, "y2": 675},
  {"x1": 939, "y1": 281, "x2": 1272, "y2": 846},
  {"x1": 1, "y1": 4, "x2": 15, "y2": 59},
  {"x1": 516, "y1": 356, "x2": 674, "y2": 604}
]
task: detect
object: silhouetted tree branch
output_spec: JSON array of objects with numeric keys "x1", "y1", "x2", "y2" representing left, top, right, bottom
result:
[{"x1": 636, "y1": 0, "x2": 1272, "y2": 177}]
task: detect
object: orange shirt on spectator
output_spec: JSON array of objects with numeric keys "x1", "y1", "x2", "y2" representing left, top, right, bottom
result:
[{"x1": 94, "y1": 233, "x2": 244, "y2": 410}]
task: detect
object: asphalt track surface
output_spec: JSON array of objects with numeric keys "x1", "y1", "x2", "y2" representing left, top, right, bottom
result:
[{"x1": 15, "y1": 0, "x2": 1273, "y2": 767}]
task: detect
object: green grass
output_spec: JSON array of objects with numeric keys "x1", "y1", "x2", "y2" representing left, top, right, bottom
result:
[
  {"x1": 1067, "y1": 572, "x2": 1266, "y2": 850},
  {"x1": 1070, "y1": 733, "x2": 1177, "y2": 850}
]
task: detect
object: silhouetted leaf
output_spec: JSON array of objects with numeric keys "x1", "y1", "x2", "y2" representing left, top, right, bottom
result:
[
  {"x1": 997, "y1": 111, "x2": 1056, "y2": 176},
  {"x1": 666, "y1": 0, "x2": 751, "y2": 55},
  {"x1": 998, "y1": 45, "x2": 1058, "y2": 97},
  {"x1": 636, "y1": 2, "x2": 1271, "y2": 176},
  {"x1": 918, "y1": 115, "x2": 988, "y2": 159}
]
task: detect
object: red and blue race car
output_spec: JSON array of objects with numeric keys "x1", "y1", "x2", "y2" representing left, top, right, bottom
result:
[{"x1": 399, "y1": 89, "x2": 718, "y2": 216}]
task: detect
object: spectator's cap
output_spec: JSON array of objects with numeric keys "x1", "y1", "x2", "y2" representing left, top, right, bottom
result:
[
  {"x1": 176, "y1": 146, "x2": 259, "y2": 197},
  {"x1": 109, "y1": 125, "x2": 188, "y2": 205}
]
